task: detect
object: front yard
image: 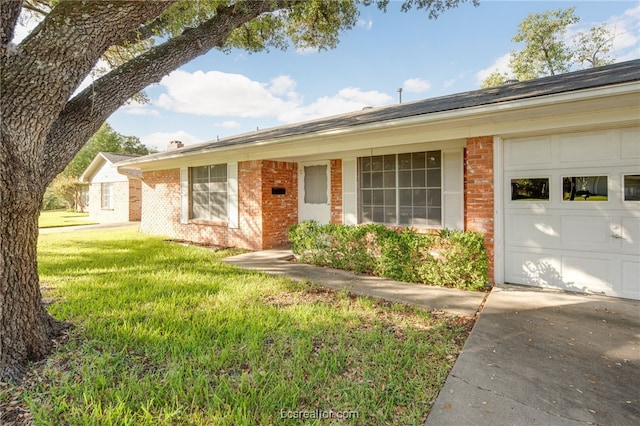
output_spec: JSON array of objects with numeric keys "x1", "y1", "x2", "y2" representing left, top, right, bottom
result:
[
  {"x1": 1, "y1": 228, "x2": 473, "y2": 425},
  {"x1": 38, "y1": 210, "x2": 97, "y2": 228}
]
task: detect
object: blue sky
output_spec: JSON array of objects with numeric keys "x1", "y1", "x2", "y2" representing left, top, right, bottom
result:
[{"x1": 16, "y1": 1, "x2": 640, "y2": 150}]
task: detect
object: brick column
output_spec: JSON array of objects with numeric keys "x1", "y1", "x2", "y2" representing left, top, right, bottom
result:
[
  {"x1": 465, "y1": 136, "x2": 494, "y2": 282},
  {"x1": 330, "y1": 159, "x2": 343, "y2": 224}
]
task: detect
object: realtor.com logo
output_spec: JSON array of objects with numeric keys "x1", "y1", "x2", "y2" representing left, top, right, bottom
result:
[{"x1": 279, "y1": 409, "x2": 360, "y2": 420}]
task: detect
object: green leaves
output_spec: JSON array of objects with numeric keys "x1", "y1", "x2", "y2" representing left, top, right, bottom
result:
[
  {"x1": 482, "y1": 7, "x2": 616, "y2": 87},
  {"x1": 289, "y1": 222, "x2": 489, "y2": 290}
]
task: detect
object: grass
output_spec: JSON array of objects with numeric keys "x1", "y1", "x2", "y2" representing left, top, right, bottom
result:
[
  {"x1": 39, "y1": 210, "x2": 97, "y2": 228},
  {"x1": 4, "y1": 228, "x2": 473, "y2": 425}
]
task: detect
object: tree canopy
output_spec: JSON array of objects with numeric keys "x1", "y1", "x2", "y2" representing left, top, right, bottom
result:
[
  {"x1": 0, "y1": 0, "x2": 477, "y2": 381},
  {"x1": 481, "y1": 7, "x2": 615, "y2": 88}
]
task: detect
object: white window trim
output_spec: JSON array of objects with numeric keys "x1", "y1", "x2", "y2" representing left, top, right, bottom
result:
[{"x1": 180, "y1": 163, "x2": 238, "y2": 227}]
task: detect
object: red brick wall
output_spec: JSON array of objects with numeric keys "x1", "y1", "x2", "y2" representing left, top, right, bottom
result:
[
  {"x1": 330, "y1": 159, "x2": 343, "y2": 224},
  {"x1": 464, "y1": 136, "x2": 494, "y2": 282},
  {"x1": 260, "y1": 160, "x2": 298, "y2": 248},
  {"x1": 141, "y1": 160, "x2": 298, "y2": 250},
  {"x1": 128, "y1": 179, "x2": 142, "y2": 221}
]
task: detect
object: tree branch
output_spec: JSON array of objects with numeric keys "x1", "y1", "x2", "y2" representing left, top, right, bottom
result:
[{"x1": 41, "y1": 0, "x2": 292, "y2": 182}]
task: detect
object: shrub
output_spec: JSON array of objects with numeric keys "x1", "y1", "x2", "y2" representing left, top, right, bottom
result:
[{"x1": 288, "y1": 222, "x2": 488, "y2": 291}]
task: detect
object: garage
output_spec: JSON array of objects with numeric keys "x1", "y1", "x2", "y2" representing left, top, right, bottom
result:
[{"x1": 503, "y1": 127, "x2": 640, "y2": 300}]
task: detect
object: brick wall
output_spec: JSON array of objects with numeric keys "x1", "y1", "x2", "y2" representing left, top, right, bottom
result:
[
  {"x1": 141, "y1": 160, "x2": 298, "y2": 250},
  {"x1": 330, "y1": 159, "x2": 343, "y2": 224},
  {"x1": 464, "y1": 136, "x2": 494, "y2": 282},
  {"x1": 260, "y1": 160, "x2": 298, "y2": 248},
  {"x1": 128, "y1": 179, "x2": 142, "y2": 221}
]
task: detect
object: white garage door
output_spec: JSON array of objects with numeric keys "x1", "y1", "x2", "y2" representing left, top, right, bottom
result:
[{"x1": 504, "y1": 128, "x2": 640, "y2": 300}]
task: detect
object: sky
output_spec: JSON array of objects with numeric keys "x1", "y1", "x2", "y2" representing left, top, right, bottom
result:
[{"x1": 15, "y1": 1, "x2": 640, "y2": 151}]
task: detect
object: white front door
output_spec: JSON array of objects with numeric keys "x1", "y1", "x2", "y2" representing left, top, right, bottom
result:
[
  {"x1": 503, "y1": 128, "x2": 640, "y2": 300},
  {"x1": 299, "y1": 161, "x2": 331, "y2": 224}
]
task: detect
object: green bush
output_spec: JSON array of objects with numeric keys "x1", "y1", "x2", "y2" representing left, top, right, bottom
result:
[{"x1": 289, "y1": 221, "x2": 488, "y2": 291}]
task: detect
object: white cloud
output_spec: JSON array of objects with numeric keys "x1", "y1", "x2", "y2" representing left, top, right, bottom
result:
[
  {"x1": 279, "y1": 87, "x2": 393, "y2": 123},
  {"x1": 156, "y1": 70, "x2": 301, "y2": 118},
  {"x1": 140, "y1": 130, "x2": 203, "y2": 151},
  {"x1": 357, "y1": 18, "x2": 373, "y2": 30},
  {"x1": 475, "y1": 53, "x2": 511, "y2": 85},
  {"x1": 155, "y1": 69, "x2": 393, "y2": 124},
  {"x1": 218, "y1": 121, "x2": 242, "y2": 129},
  {"x1": 403, "y1": 78, "x2": 431, "y2": 93}
]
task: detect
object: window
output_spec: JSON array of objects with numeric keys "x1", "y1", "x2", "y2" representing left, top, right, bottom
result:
[
  {"x1": 101, "y1": 183, "x2": 113, "y2": 209},
  {"x1": 359, "y1": 150, "x2": 441, "y2": 226},
  {"x1": 624, "y1": 175, "x2": 640, "y2": 201},
  {"x1": 190, "y1": 164, "x2": 227, "y2": 221},
  {"x1": 511, "y1": 178, "x2": 549, "y2": 201},
  {"x1": 304, "y1": 165, "x2": 328, "y2": 204},
  {"x1": 562, "y1": 176, "x2": 608, "y2": 201}
]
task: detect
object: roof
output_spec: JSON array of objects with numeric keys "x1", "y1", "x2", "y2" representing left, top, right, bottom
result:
[
  {"x1": 121, "y1": 59, "x2": 640, "y2": 166},
  {"x1": 79, "y1": 152, "x2": 142, "y2": 182}
]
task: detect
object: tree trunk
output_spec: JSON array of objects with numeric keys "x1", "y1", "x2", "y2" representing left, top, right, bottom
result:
[{"x1": 0, "y1": 161, "x2": 67, "y2": 382}]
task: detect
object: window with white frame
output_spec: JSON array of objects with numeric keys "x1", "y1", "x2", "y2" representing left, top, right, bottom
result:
[
  {"x1": 190, "y1": 164, "x2": 227, "y2": 221},
  {"x1": 100, "y1": 182, "x2": 113, "y2": 209},
  {"x1": 359, "y1": 150, "x2": 442, "y2": 227}
]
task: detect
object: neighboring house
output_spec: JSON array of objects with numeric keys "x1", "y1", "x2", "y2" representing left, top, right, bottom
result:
[
  {"x1": 119, "y1": 60, "x2": 640, "y2": 300},
  {"x1": 80, "y1": 152, "x2": 142, "y2": 223}
]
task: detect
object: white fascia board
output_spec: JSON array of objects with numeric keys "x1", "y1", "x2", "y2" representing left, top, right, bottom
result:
[{"x1": 79, "y1": 153, "x2": 109, "y2": 183}]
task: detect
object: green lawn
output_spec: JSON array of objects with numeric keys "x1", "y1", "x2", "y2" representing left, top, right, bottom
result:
[
  {"x1": 7, "y1": 229, "x2": 473, "y2": 425},
  {"x1": 39, "y1": 209, "x2": 97, "y2": 228}
]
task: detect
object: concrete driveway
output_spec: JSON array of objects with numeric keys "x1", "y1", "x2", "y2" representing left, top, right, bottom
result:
[{"x1": 427, "y1": 285, "x2": 640, "y2": 425}]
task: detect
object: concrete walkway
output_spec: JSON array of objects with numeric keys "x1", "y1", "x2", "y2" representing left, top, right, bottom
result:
[
  {"x1": 223, "y1": 249, "x2": 486, "y2": 317},
  {"x1": 224, "y1": 250, "x2": 640, "y2": 425}
]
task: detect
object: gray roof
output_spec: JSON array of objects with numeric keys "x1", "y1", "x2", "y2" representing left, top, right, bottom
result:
[
  {"x1": 129, "y1": 59, "x2": 640, "y2": 163},
  {"x1": 101, "y1": 152, "x2": 141, "y2": 163}
]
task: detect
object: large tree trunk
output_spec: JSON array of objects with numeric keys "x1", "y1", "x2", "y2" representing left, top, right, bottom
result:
[
  {"x1": 0, "y1": 159, "x2": 66, "y2": 382},
  {"x1": 0, "y1": 0, "x2": 288, "y2": 380}
]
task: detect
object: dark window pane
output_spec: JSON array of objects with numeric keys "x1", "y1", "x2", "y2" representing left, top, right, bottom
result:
[
  {"x1": 412, "y1": 152, "x2": 426, "y2": 169},
  {"x1": 427, "y1": 151, "x2": 441, "y2": 168},
  {"x1": 361, "y1": 206, "x2": 373, "y2": 223},
  {"x1": 399, "y1": 189, "x2": 412, "y2": 206},
  {"x1": 398, "y1": 171, "x2": 411, "y2": 187},
  {"x1": 371, "y1": 172, "x2": 383, "y2": 188},
  {"x1": 562, "y1": 176, "x2": 608, "y2": 201},
  {"x1": 624, "y1": 175, "x2": 640, "y2": 201},
  {"x1": 511, "y1": 178, "x2": 549, "y2": 201},
  {"x1": 413, "y1": 189, "x2": 426, "y2": 206},
  {"x1": 399, "y1": 207, "x2": 412, "y2": 225},
  {"x1": 372, "y1": 189, "x2": 384, "y2": 205},
  {"x1": 398, "y1": 153, "x2": 412, "y2": 170},
  {"x1": 428, "y1": 189, "x2": 441, "y2": 207},
  {"x1": 412, "y1": 208, "x2": 427, "y2": 226},
  {"x1": 361, "y1": 190, "x2": 372, "y2": 205},
  {"x1": 372, "y1": 207, "x2": 384, "y2": 223},
  {"x1": 428, "y1": 208, "x2": 442, "y2": 226},
  {"x1": 361, "y1": 172, "x2": 371, "y2": 189},
  {"x1": 383, "y1": 171, "x2": 395, "y2": 187},
  {"x1": 412, "y1": 170, "x2": 426, "y2": 187},
  {"x1": 384, "y1": 189, "x2": 396, "y2": 205},
  {"x1": 384, "y1": 207, "x2": 397, "y2": 224},
  {"x1": 383, "y1": 155, "x2": 395, "y2": 171},
  {"x1": 361, "y1": 157, "x2": 371, "y2": 172},
  {"x1": 427, "y1": 169, "x2": 441, "y2": 187},
  {"x1": 371, "y1": 156, "x2": 383, "y2": 171}
]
